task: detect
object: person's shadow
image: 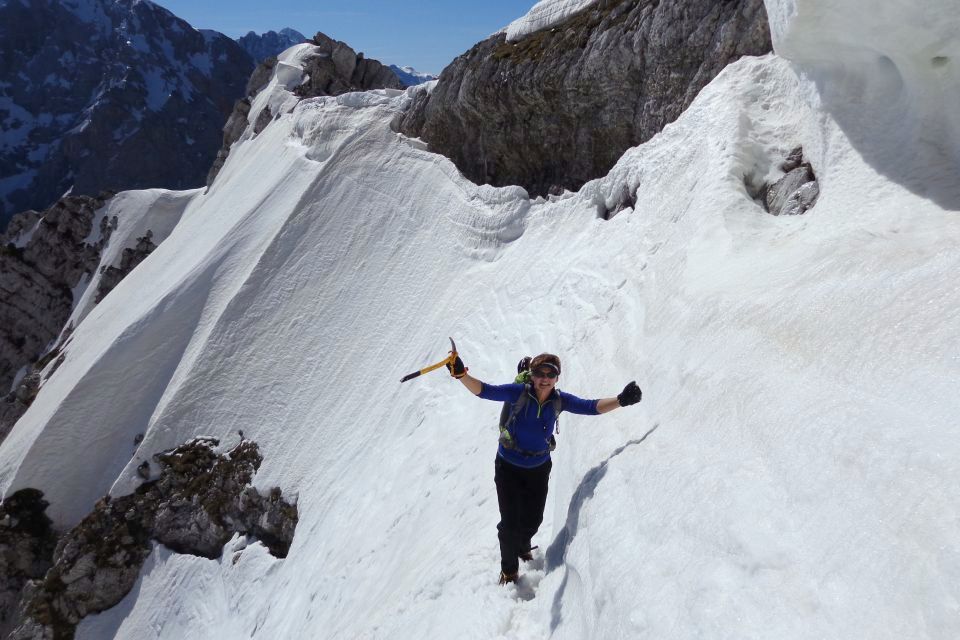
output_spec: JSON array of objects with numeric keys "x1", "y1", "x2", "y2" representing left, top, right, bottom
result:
[{"x1": 545, "y1": 423, "x2": 659, "y2": 630}]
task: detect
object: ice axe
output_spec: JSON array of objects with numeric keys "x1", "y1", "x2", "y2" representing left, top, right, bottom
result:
[{"x1": 400, "y1": 337, "x2": 458, "y2": 383}]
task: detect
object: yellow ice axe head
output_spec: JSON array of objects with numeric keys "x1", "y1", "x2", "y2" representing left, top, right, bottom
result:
[{"x1": 400, "y1": 337, "x2": 458, "y2": 383}]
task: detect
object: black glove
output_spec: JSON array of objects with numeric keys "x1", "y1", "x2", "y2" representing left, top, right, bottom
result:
[
  {"x1": 617, "y1": 381, "x2": 642, "y2": 406},
  {"x1": 446, "y1": 354, "x2": 467, "y2": 379}
]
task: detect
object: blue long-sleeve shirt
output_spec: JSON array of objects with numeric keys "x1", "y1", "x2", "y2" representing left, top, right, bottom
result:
[{"x1": 478, "y1": 382, "x2": 600, "y2": 468}]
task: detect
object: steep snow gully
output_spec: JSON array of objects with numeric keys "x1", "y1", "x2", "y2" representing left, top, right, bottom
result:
[{"x1": 1, "y1": 0, "x2": 959, "y2": 638}]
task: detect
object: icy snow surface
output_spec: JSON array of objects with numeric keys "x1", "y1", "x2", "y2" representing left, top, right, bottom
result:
[
  {"x1": 504, "y1": 0, "x2": 598, "y2": 41},
  {"x1": 0, "y1": 0, "x2": 958, "y2": 638}
]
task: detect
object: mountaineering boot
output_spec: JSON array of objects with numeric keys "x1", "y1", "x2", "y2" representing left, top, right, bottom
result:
[
  {"x1": 498, "y1": 571, "x2": 519, "y2": 585},
  {"x1": 519, "y1": 545, "x2": 538, "y2": 562}
]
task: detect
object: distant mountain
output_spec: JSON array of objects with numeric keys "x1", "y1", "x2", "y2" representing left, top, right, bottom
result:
[
  {"x1": 0, "y1": 0, "x2": 252, "y2": 230},
  {"x1": 389, "y1": 65, "x2": 438, "y2": 87},
  {"x1": 236, "y1": 28, "x2": 307, "y2": 64}
]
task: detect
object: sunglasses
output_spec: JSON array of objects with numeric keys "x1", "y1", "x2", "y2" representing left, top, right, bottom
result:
[{"x1": 532, "y1": 369, "x2": 558, "y2": 379}]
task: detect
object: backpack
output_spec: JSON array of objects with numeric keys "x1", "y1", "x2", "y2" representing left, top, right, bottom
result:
[{"x1": 498, "y1": 357, "x2": 562, "y2": 456}]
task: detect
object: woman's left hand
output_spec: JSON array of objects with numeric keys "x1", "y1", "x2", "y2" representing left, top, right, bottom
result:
[{"x1": 617, "y1": 381, "x2": 642, "y2": 406}]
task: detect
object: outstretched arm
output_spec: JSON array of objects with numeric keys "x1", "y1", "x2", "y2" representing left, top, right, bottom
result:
[
  {"x1": 457, "y1": 371, "x2": 483, "y2": 395},
  {"x1": 596, "y1": 397, "x2": 622, "y2": 414}
]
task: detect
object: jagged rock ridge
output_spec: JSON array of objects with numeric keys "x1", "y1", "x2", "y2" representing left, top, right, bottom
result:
[
  {"x1": 294, "y1": 32, "x2": 403, "y2": 98},
  {"x1": 208, "y1": 32, "x2": 403, "y2": 186},
  {"x1": 5, "y1": 437, "x2": 298, "y2": 639},
  {"x1": 398, "y1": 0, "x2": 772, "y2": 197},
  {"x1": 0, "y1": 194, "x2": 113, "y2": 396},
  {"x1": 0, "y1": 0, "x2": 251, "y2": 230}
]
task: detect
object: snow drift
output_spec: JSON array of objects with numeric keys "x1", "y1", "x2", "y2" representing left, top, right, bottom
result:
[
  {"x1": 0, "y1": 0, "x2": 958, "y2": 638},
  {"x1": 504, "y1": 0, "x2": 599, "y2": 41}
]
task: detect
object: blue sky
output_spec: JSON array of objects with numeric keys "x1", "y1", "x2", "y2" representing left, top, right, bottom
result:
[{"x1": 156, "y1": 0, "x2": 536, "y2": 73}]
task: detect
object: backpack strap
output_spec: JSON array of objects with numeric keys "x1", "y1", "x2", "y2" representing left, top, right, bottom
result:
[{"x1": 499, "y1": 384, "x2": 530, "y2": 430}]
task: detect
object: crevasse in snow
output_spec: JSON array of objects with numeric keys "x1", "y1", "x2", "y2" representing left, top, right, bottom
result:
[{"x1": 0, "y1": 0, "x2": 958, "y2": 638}]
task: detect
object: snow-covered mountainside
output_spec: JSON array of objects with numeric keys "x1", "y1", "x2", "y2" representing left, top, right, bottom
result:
[
  {"x1": 0, "y1": 0, "x2": 251, "y2": 230},
  {"x1": 389, "y1": 65, "x2": 438, "y2": 87},
  {"x1": 236, "y1": 28, "x2": 307, "y2": 64},
  {"x1": 2, "y1": 0, "x2": 959, "y2": 638}
]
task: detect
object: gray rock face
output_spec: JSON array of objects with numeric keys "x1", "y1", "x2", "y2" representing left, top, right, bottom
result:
[
  {"x1": 6, "y1": 438, "x2": 298, "y2": 639},
  {"x1": 237, "y1": 28, "x2": 307, "y2": 64},
  {"x1": 0, "y1": 194, "x2": 112, "y2": 395},
  {"x1": 397, "y1": 0, "x2": 771, "y2": 197},
  {"x1": 0, "y1": 372, "x2": 41, "y2": 446},
  {"x1": 0, "y1": 0, "x2": 252, "y2": 230},
  {"x1": 94, "y1": 230, "x2": 157, "y2": 303},
  {"x1": 0, "y1": 489, "x2": 57, "y2": 640},
  {"x1": 757, "y1": 146, "x2": 820, "y2": 216}
]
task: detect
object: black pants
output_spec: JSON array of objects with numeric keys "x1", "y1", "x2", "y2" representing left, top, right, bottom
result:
[{"x1": 494, "y1": 455, "x2": 552, "y2": 574}]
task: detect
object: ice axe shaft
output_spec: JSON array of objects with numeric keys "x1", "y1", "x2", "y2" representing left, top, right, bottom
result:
[{"x1": 400, "y1": 337, "x2": 458, "y2": 383}]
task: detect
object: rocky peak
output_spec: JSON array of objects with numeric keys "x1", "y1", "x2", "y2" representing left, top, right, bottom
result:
[
  {"x1": 397, "y1": 0, "x2": 772, "y2": 197},
  {"x1": 207, "y1": 32, "x2": 402, "y2": 186},
  {"x1": 295, "y1": 32, "x2": 404, "y2": 98}
]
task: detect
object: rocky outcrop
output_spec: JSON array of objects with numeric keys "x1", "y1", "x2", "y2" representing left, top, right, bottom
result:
[
  {"x1": 6, "y1": 438, "x2": 298, "y2": 639},
  {"x1": 0, "y1": 0, "x2": 252, "y2": 230},
  {"x1": 747, "y1": 146, "x2": 821, "y2": 216},
  {"x1": 208, "y1": 32, "x2": 402, "y2": 186},
  {"x1": 294, "y1": 32, "x2": 403, "y2": 98},
  {"x1": 0, "y1": 194, "x2": 113, "y2": 394},
  {"x1": 0, "y1": 490, "x2": 57, "y2": 640},
  {"x1": 94, "y1": 231, "x2": 157, "y2": 303},
  {"x1": 764, "y1": 147, "x2": 820, "y2": 216},
  {"x1": 397, "y1": 0, "x2": 772, "y2": 197},
  {"x1": 0, "y1": 372, "x2": 41, "y2": 446},
  {"x1": 237, "y1": 28, "x2": 307, "y2": 64}
]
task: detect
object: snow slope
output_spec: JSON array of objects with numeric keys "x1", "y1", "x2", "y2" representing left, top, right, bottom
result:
[{"x1": 2, "y1": 0, "x2": 959, "y2": 638}]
